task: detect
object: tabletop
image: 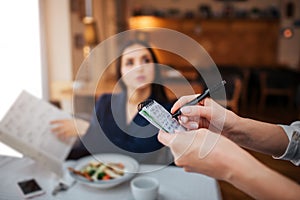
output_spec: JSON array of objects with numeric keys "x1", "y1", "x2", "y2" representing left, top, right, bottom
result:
[{"x1": 0, "y1": 155, "x2": 222, "y2": 200}]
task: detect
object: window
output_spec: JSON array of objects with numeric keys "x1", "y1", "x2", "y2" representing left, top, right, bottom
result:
[{"x1": 0, "y1": 0, "x2": 42, "y2": 157}]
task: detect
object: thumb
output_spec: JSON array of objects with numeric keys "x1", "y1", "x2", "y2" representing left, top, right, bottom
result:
[{"x1": 157, "y1": 130, "x2": 175, "y2": 147}]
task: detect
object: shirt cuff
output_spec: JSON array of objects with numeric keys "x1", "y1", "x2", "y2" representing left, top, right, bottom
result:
[{"x1": 273, "y1": 125, "x2": 300, "y2": 166}]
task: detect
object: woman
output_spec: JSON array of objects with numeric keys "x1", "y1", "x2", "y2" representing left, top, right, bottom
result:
[
  {"x1": 96, "y1": 39, "x2": 171, "y2": 153},
  {"x1": 52, "y1": 40, "x2": 173, "y2": 164}
]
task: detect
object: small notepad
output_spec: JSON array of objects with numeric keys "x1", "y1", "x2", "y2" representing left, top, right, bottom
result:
[{"x1": 138, "y1": 99, "x2": 186, "y2": 133}]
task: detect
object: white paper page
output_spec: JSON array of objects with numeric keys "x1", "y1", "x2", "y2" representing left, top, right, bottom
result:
[
  {"x1": 0, "y1": 91, "x2": 76, "y2": 176},
  {"x1": 139, "y1": 100, "x2": 186, "y2": 133}
]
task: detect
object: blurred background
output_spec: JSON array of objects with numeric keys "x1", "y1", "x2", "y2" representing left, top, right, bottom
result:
[
  {"x1": 12, "y1": 0, "x2": 300, "y2": 120},
  {"x1": 0, "y1": 0, "x2": 299, "y2": 199}
]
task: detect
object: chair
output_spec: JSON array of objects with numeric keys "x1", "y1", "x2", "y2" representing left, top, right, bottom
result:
[
  {"x1": 217, "y1": 74, "x2": 242, "y2": 113},
  {"x1": 196, "y1": 66, "x2": 243, "y2": 113},
  {"x1": 213, "y1": 66, "x2": 244, "y2": 113},
  {"x1": 259, "y1": 68, "x2": 297, "y2": 111}
]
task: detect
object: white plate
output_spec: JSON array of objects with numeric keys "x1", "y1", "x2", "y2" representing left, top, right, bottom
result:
[{"x1": 69, "y1": 153, "x2": 139, "y2": 189}]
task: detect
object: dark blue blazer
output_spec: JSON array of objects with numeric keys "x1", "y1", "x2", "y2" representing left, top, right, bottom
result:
[{"x1": 68, "y1": 92, "x2": 173, "y2": 164}]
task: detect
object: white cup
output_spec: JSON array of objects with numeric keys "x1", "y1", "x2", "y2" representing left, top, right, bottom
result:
[{"x1": 130, "y1": 176, "x2": 159, "y2": 200}]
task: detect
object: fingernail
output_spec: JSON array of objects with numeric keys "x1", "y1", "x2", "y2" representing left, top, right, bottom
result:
[
  {"x1": 158, "y1": 131, "x2": 169, "y2": 142},
  {"x1": 181, "y1": 116, "x2": 188, "y2": 123},
  {"x1": 181, "y1": 107, "x2": 191, "y2": 114},
  {"x1": 190, "y1": 122, "x2": 198, "y2": 129}
]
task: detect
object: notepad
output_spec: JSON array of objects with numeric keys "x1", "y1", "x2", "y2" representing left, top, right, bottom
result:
[{"x1": 138, "y1": 99, "x2": 186, "y2": 133}]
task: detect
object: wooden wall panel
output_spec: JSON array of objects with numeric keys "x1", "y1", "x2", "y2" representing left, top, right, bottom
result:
[{"x1": 129, "y1": 17, "x2": 279, "y2": 68}]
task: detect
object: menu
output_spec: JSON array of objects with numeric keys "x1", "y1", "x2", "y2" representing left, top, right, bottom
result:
[{"x1": 0, "y1": 91, "x2": 76, "y2": 176}]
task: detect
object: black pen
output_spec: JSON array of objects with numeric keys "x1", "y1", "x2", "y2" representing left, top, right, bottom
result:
[{"x1": 172, "y1": 80, "x2": 226, "y2": 118}]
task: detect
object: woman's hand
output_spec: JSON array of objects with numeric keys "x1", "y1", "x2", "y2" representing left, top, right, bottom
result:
[
  {"x1": 158, "y1": 129, "x2": 300, "y2": 200},
  {"x1": 171, "y1": 96, "x2": 239, "y2": 135},
  {"x1": 50, "y1": 118, "x2": 89, "y2": 142},
  {"x1": 172, "y1": 95, "x2": 289, "y2": 157},
  {"x1": 157, "y1": 129, "x2": 247, "y2": 180}
]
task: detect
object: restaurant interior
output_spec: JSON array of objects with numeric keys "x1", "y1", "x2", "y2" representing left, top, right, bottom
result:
[
  {"x1": 48, "y1": 0, "x2": 300, "y2": 199},
  {"x1": 1, "y1": 0, "x2": 300, "y2": 199}
]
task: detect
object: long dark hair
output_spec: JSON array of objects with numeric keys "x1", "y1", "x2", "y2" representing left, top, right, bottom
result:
[{"x1": 116, "y1": 40, "x2": 169, "y2": 103}]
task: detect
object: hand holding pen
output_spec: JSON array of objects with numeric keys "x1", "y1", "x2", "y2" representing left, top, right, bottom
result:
[{"x1": 172, "y1": 80, "x2": 226, "y2": 118}]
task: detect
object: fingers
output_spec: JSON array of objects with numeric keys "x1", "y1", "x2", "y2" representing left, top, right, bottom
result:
[
  {"x1": 171, "y1": 94, "x2": 198, "y2": 114},
  {"x1": 50, "y1": 120, "x2": 60, "y2": 125},
  {"x1": 50, "y1": 119, "x2": 72, "y2": 125},
  {"x1": 180, "y1": 120, "x2": 199, "y2": 130},
  {"x1": 53, "y1": 127, "x2": 75, "y2": 142},
  {"x1": 51, "y1": 125, "x2": 62, "y2": 132},
  {"x1": 171, "y1": 97, "x2": 213, "y2": 120},
  {"x1": 50, "y1": 119, "x2": 72, "y2": 133},
  {"x1": 157, "y1": 130, "x2": 175, "y2": 147},
  {"x1": 50, "y1": 119, "x2": 66, "y2": 124},
  {"x1": 181, "y1": 105, "x2": 212, "y2": 120},
  {"x1": 50, "y1": 119, "x2": 77, "y2": 143},
  {"x1": 56, "y1": 132, "x2": 67, "y2": 140},
  {"x1": 51, "y1": 123, "x2": 68, "y2": 137},
  {"x1": 52, "y1": 127, "x2": 66, "y2": 138},
  {"x1": 175, "y1": 105, "x2": 210, "y2": 129},
  {"x1": 158, "y1": 129, "x2": 198, "y2": 148},
  {"x1": 51, "y1": 126, "x2": 67, "y2": 141}
]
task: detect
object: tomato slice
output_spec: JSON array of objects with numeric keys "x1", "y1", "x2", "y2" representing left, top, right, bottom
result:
[{"x1": 102, "y1": 175, "x2": 111, "y2": 180}]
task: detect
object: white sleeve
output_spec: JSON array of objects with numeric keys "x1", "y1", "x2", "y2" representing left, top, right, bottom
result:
[{"x1": 274, "y1": 121, "x2": 300, "y2": 166}]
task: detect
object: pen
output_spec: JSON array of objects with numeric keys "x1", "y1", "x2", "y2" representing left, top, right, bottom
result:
[{"x1": 172, "y1": 80, "x2": 226, "y2": 118}]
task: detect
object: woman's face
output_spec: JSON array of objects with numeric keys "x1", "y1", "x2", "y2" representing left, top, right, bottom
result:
[{"x1": 121, "y1": 44, "x2": 155, "y2": 91}]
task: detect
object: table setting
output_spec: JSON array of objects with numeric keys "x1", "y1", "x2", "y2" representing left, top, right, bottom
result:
[{"x1": 0, "y1": 154, "x2": 222, "y2": 200}]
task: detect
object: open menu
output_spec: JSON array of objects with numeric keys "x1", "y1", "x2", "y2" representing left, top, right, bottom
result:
[{"x1": 0, "y1": 91, "x2": 76, "y2": 176}]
